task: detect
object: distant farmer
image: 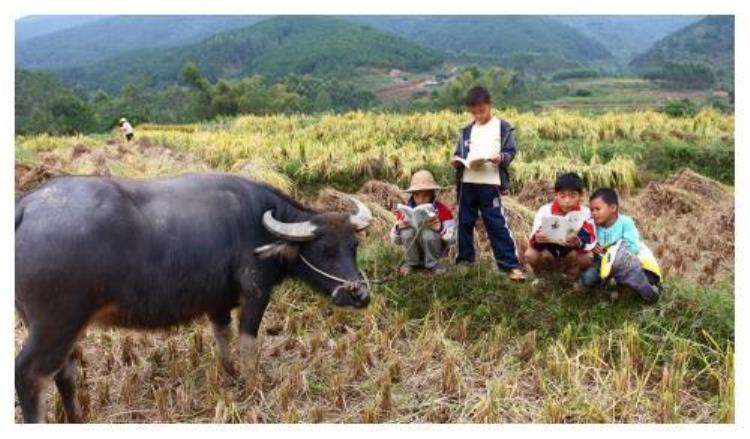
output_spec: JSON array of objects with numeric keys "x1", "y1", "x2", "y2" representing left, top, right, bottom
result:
[
  {"x1": 451, "y1": 86, "x2": 525, "y2": 281},
  {"x1": 389, "y1": 170, "x2": 455, "y2": 275},
  {"x1": 119, "y1": 118, "x2": 134, "y2": 141}
]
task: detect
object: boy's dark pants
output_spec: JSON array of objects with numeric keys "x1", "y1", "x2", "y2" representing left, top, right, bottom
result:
[
  {"x1": 581, "y1": 247, "x2": 659, "y2": 303},
  {"x1": 456, "y1": 182, "x2": 520, "y2": 270}
]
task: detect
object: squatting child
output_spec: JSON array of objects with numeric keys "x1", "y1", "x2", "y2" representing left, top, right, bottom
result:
[
  {"x1": 525, "y1": 172, "x2": 596, "y2": 281},
  {"x1": 389, "y1": 170, "x2": 455, "y2": 275},
  {"x1": 581, "y1": 188, "x2": 661, "y2": 303}
]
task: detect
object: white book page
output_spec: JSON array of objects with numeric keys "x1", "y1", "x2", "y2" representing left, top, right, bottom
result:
[{"x1": 541, "y1": 216, "x2": 577, "y2": 243}]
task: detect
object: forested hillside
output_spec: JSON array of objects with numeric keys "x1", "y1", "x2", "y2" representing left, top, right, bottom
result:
[
  {"x1": 630, "y1": 15, "x2": 734, "y2": 88},
  {"x1": 15, "y1": 15, "x2": 105, "y2": 41},
  {"x1": 16, "y1": 16, "x2": 265, "y2": 70},
  {"x1": 351, "y1": 16, "x2": 613, "y2": 65},
  {"x1": 556, "y1": 16, "x2": 700, "y2": 62},
  {"x1": 52, "y1": 16, "x2": 445, "y2": 93}
]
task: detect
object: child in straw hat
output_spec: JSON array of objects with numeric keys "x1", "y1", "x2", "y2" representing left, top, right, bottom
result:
[{"x1": 389, "y1": 170, "x2": 455, "y2": 275}]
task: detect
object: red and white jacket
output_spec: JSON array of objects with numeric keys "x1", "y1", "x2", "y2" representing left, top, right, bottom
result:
[
  {"x1": 389, "y1": 198, "x2": 456, "y2": 244},
  {"x1": 529, "y1": 200, "x2": 597, "y2": 251}
]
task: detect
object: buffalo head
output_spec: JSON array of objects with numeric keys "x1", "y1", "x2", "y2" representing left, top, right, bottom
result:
[{"x1": 254, "y1": 196, "x2": 372, "y2": 308}]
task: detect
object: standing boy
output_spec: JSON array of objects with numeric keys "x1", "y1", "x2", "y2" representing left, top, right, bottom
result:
[{"x1": 451, "y1": 86, "x2": 525, "y2": 281}]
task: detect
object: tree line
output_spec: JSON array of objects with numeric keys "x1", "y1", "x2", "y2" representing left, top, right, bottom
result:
[
  {"x1": 17, "y1": 63, "x2": 540, "y2": 135},
  {"x1": 15, "y1": 62, "x2": 732, "y2": 136},
  {"x1": 16, "y1": 63, "x2": 378, "y2": 135}
]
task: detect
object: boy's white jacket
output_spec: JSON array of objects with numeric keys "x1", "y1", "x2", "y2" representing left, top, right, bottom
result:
[{"x1": 529, "y1": 201, "x2": 597, "y2": 251}]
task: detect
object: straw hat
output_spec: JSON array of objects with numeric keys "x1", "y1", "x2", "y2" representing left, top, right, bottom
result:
[{"x1": 404, "y1": 170, "x2": 441, "y2": 193}]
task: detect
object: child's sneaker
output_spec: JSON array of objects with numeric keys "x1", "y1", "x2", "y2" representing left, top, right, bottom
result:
[
  {"x1": 652, "y1": 284, "x2": 662, "y2": 297},
  {"x1": 507, "y1": 268, "x2": 526, "y2": 282},
  {"x1": 646, "y1": 284, "x2": 661, "y2": 303}
]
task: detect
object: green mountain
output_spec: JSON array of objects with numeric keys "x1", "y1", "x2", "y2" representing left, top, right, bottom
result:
[
  {"x1": 348, "y1": 16, "x2": 613, "y2": 65},
  {"x1": 630, "y1": 15, "x2": 734, "y2": 84},
  {"x1": 52, "y1": 16, "x2": 446, "y2": 93},
  {"x1": 556, "y1": 16, "x2": 701, "y2": 63},
  {"x1": 16, "y1": 15, "x2": 265, "y2": 70},
  {"x1": 16, "y1": 16, "x2": 105, "y2": 41}
]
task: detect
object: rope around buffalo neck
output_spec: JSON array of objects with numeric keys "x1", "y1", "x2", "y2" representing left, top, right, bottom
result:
[
  {"x1": 297, "y1": 220, "x2": 428, "y2": 288},
  {"x1": 298, "y1": 253, "x2": 370, "y2": 291}
]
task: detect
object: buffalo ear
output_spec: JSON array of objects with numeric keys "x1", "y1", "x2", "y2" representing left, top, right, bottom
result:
[{"x1": 253, "y1": 241, "x2": 299, "y2": 261}]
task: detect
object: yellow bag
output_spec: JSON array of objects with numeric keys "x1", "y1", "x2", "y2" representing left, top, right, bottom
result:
[
  {"x1": 637, "y1": 243, "x2": 662, "y2": 282},
  {"x1": 599, "y1": 241, "x2": 621, "y2": 280},
  {"x1": 600, "y1": 240, "x2": 662, "y2": 282}
]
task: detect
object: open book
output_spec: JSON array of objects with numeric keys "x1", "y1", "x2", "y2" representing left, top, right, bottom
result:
[
  {"x1": 396, "y1": 203, "x2": 437, "y2": 229},
  {"x1": 451, "y1": 155, "x2": 494, "y2": 169},
  {"x1": 540, "y1": 212, "x2": 586, "y2": 244}
]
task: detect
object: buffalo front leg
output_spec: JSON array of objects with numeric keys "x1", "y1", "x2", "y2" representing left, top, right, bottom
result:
[
  {"x1": 238, "y1": 288, "x2": 271, "y2": 389},
  {"x1": 209, "y1": 309, "x2": 235, "y2": 376}
]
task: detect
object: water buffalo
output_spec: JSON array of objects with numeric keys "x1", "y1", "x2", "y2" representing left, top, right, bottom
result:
[{"x1": 15, "y1": 173, "x2": 372, "y2": 423}]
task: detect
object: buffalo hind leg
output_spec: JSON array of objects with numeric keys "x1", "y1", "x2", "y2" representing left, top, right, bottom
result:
[
  {"x1": 16, "y1": 332, "x2": 78, "y2": 423},
  {"x1": 209, "y1": 309, "x2": 235, "y2": 376},
  {"x1": 53, "y1": 346, "x2": 83, "y2": 423},
  {"x1": 16, "y1": 310, "x2": 87, "y2": 424},
  {"x1": 15, "y1": 341, "x2": 48, "y2": 423}
]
